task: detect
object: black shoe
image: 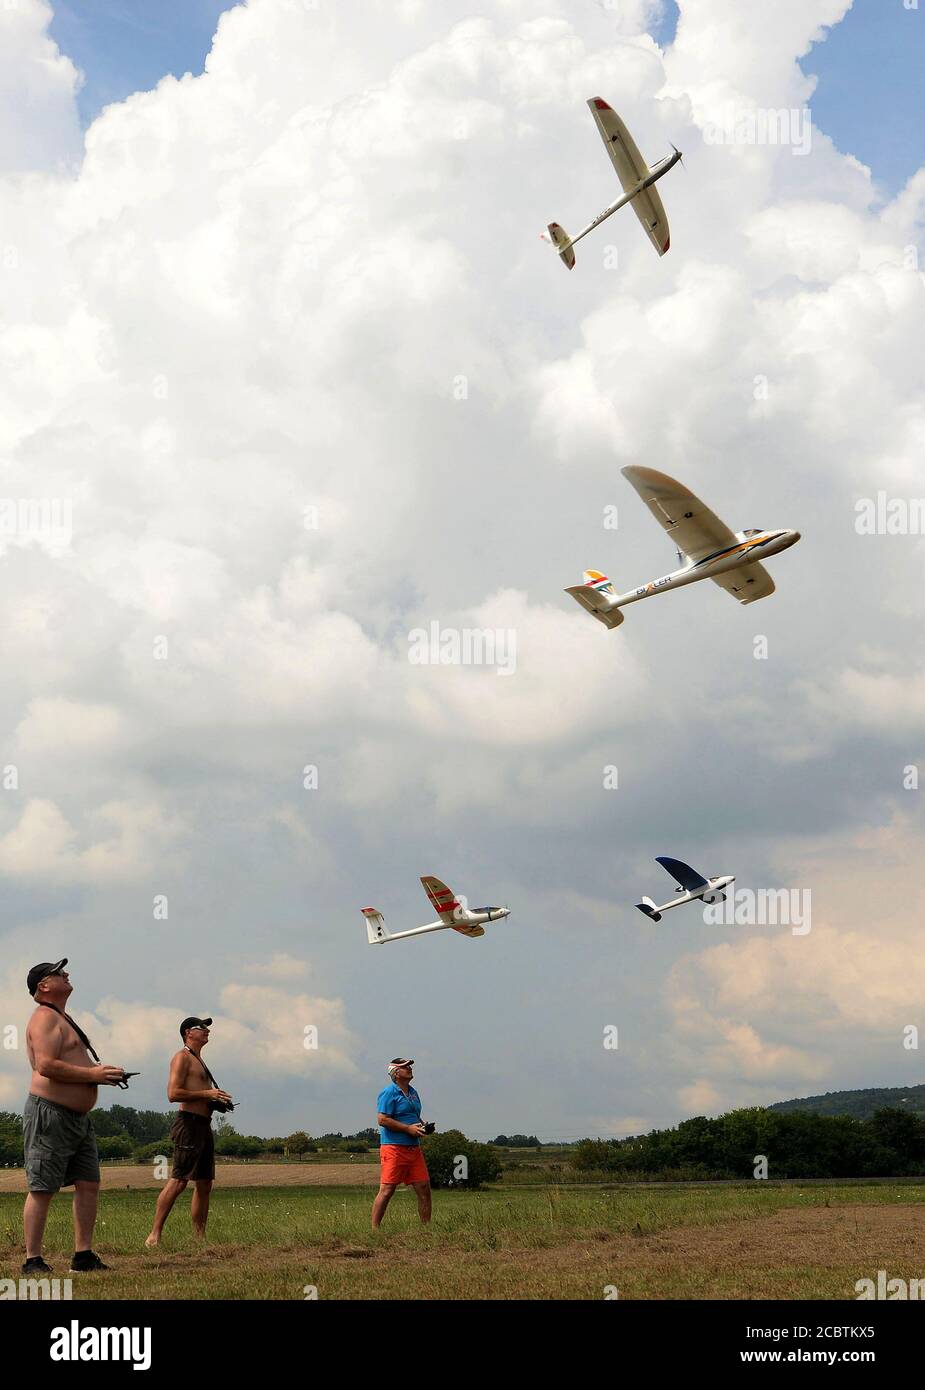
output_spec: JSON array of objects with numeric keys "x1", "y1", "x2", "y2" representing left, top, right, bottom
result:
[
  {"x1": 21, "y1": 1256, "x2": 53, "y2": 1275},
  {"x1": 69, "y1": 1250, "x2": 110, "y2": 1272}
]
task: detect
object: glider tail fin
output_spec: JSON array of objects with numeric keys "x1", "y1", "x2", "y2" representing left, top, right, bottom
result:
[
  {"x1": 545, "y1": 222, "x2": 576, "y2": 270},
  {"x1": 361, "y1": 907, "x2": 389, "y2": 945},
  {"x1": 565, "y1": 570, "x2": 625, "y2": 629},
  {"x1": 636, "y1": 897, "x2": 662, "y2": 923}
]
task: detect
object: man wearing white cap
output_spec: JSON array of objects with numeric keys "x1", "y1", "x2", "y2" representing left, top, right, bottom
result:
[{"x1": 372, "y1": 1058, "x2": 432, "y2": 1230}]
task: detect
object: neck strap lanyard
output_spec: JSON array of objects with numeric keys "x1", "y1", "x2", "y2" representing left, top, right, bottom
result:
[
  {"x1": 39, "y1": 1001, "x2": 134, "y2": 1088},
  {"x1": 39, "y1": 1001, "x2": 100, "y2": 1062},
  {"x1": 185, "y1": 1046, "x2": 220, "y2": 1089}
]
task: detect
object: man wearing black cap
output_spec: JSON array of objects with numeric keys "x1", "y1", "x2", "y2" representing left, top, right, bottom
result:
[
  {"x1": 22, "y1": 959, "x2": 128, "y2": 1275},
  {"x1": 144, "y1": 1017, "x2": 233, "y2": 1247}
]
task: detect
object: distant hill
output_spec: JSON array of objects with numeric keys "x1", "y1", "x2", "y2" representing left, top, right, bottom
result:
[{"x1": 769, "y1": 1084, "x2": 925, "y2": 1121}]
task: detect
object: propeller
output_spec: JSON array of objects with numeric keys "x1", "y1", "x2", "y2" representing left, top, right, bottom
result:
[{"x1": 670, "y1": 141, "x2": 685, "y2": 171}]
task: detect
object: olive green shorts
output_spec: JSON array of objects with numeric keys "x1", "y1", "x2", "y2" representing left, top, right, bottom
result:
[
  {"x1": 23, "y1": 1093, "x2": 101, "y2": 1193},
  {"x1": 170, "y1": 1111, "x2": 215, "y2": 1181}
]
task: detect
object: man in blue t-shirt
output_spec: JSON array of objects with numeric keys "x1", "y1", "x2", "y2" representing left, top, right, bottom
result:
[{"x1": 372, "y1": 1058, "x2": 431, "y2": 1229}]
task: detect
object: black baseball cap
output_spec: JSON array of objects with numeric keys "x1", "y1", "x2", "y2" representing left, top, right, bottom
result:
[
  {"x1": 27, "y1": 959, "x2": 67, "y2": 996},
  {"x1": 180, "y1": 1016, "x2": 213, "y2": 1039},
  {"x1": 390, "y1": 1057, "x2": 414, "y2": 1067}
]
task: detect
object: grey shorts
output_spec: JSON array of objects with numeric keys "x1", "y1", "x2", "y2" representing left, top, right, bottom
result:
[{"x1": 23, "y1": 1094, "x2": 101, "y2": 1193}]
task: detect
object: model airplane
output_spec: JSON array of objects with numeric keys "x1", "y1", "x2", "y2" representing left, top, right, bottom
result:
[
  {"x1": 636, "y1": 857, "x2": 734, "y2": 922},
  {"x1": 543, "y1": 98, "x2": 681, "y2": 267},
  {"x1": 360, "y1": 876, "x2": 510, "y2": 945},
  {"x1": 566, "y1": 466, "x2": 800, "y2": 630}
]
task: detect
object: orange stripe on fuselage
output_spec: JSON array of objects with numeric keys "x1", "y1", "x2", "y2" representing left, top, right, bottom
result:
[{"x1": 694, "y1": 535, "x2": 771, "y2": 568}]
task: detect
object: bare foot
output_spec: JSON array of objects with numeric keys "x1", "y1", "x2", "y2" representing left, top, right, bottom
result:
[{"x1": 144, "y1": 1233, "x2": 159, "y2": 1248}]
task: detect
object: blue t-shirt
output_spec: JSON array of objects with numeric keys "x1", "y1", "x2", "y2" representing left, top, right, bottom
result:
[{"x1": 377, "y1": 1081, "x2": 422, "y2": 1146}]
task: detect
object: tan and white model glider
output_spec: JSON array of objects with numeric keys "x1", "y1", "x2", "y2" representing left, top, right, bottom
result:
[
  {"x1": 544, "y1": 98, "x2": 681, "y2": 268},
  {"x1": 566, "y1": 466, "x2": 800, "y2": 630},
  {"x1": 360, "y1": 876, "x2": 510, "y2": 945}
]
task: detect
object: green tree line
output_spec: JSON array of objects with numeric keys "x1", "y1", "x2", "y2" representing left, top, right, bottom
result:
[
  {"x1": 489, "y1": 1134, "x2": 541, "y2": 1148},
  {"x1": 571, "y1": 1106, "x2": 925, "y2": 1180}
]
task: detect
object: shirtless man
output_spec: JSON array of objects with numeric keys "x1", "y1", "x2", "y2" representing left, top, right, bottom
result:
[
  {"x1": 144, "y1": 1017, "x2": 233, "y2": 1248},
  {"x1": 23, "y1": 959, "x2": 127, "y2": 1274}
]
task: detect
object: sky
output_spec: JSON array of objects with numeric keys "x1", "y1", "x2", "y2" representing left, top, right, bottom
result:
[
  {"x1": 49, "y1": 0, "x2": 234, "y2": 126},
  {"x1": 1, "y1": 0, "x2": 924, "y2": 1143},
  {"x1": 49, "y1": 0, "x2": 925, "y2": 195}
]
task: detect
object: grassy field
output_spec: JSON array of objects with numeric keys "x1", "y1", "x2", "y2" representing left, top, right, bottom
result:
[{"x1": 2, "y1": 1179, "x2": 924, "y2": 1299}]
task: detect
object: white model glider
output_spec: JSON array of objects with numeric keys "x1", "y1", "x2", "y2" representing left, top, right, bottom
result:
[
  {"x1": 636, "y1": 857, "x2": 734, "y2": 922},
  {"x1": 566, "y1": 466, "x2": 800, "y2": 630},
  {"x1": 543, "y1": 98, "x2": 681, "y2": 268},
  {"x1": 360, "y1": 876, "x2": 510, "y2": 945}
]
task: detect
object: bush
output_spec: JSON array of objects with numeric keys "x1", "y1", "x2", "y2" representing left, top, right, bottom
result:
[
  {"x1": 572, "y1": 1139, "x2": 617, "y2": 1172},
  {"x1": 134, "y1": 1140, "x2": 173, "y2": 1163},
  {"x1": 868, "y1": 1107, "x2": 925, "y2": 1172},
  {"x1": 96, "y1": 1134, "x2": 134, "y2": 1160},
  {"x1": 0, "y1": 1113, "x2": 23, "y2": 1167},
  {"x1": 215, "y1": 1133, "x2": 263, "y2": 1158},
  {"x1": 284, "y1": 1131, "x2": 315, "y2": 1158},
  {"x1": 89, "y1": 1106, "x2": 174, "y2": 1143},
  {"x1": 0, "y1": 1136, "x2": 23, "y2": 1166},
  {"x1": 421, "y1": 1129, "x2": 503, "y2": 1189}
]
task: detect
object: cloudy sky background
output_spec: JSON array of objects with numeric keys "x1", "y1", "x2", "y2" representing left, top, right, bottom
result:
[{"x1": 1, "y1": 0, "x2": 923, "y2": 1140}]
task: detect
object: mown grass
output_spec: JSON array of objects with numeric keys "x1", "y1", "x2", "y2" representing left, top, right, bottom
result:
[{"x1": 2, "y1": 1182, "x2": 923, "y2": 1300}]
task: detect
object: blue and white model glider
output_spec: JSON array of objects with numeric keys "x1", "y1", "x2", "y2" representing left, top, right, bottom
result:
[{"x1": 636, "y1": 857, "x2": 734, "y2": 922}]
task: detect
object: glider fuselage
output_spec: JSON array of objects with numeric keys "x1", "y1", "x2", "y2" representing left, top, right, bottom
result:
[
  {"x1": 617, "y1": 528, "x2": 800, "y2": 607},
  {"x1": 571, "y1": 148, "x2": 681, "y2": 250},
  {"x1": 653, "y1": 873, "x2": 735, "y2": 914},
  {"x1": 381, "y1": 907, "x2": 510, "y2": 943}
]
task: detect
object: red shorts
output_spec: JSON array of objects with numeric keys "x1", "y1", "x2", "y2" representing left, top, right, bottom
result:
[{"x1": 379, "y1": 1144, "x2": 429, "y2": 1186}]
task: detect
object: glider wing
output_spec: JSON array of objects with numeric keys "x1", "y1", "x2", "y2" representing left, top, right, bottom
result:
[
  {"x1": 656, "y1": 856, "x2": 710, "y2": 892},
  {"x1": 587, "y1": 99, "x2": 670, "y2": 256},
  {"x1": 622, "y1": 466, "x2": 739, "y2": 563},
  {"x1": 711, "y1": 560, "x2": 776, "y2": 605},
  {"x1": 420, "y1": 875, "x2": 460, "y2": 925}
]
